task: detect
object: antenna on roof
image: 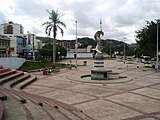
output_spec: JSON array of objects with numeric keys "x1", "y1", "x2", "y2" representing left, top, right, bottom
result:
[{"x1": 100, "y1": 18, "x2": 102, "y2": 31}]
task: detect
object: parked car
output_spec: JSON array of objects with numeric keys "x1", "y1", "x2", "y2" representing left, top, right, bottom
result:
[{"x1": 140, "y1": 56, "x2": 150, "y2": 64}]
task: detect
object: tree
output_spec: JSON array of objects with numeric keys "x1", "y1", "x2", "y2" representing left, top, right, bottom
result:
[
  {"x1": 135, "y1": 20, "x2": 159, "y2": 57},
  {"x1": 39, "y1": 44, "x2": 67, "y2": 61},
  {"x1": 42, "y1": 9, "x2": 66, "y2": 64},
  {"x1": 77, "y1": 37, "x2": 96, "y2": 48}
]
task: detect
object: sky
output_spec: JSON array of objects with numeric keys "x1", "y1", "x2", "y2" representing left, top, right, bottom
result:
[{"x1": 0, "y1": 0, "x2": 160, "y2": 43}]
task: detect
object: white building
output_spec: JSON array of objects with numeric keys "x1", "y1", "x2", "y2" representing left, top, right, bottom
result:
[
  {"x1": 0, "y1": 21, "x2": 42, "y2": 59},
  {"x1": 1, "y1": 33, "x2": 42, "y2": 58},
  {"x1": 0, "y1": 21, "x2": 24, "y2": 34}
]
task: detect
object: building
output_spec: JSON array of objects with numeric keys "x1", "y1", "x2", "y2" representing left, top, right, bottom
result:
[
  {"x1": 1, "y1": 33, "x2": 42, "y2": 58},
  {"x1": 0, "y1": 21, "x2": 42, "y2": 59},
  {"x1": 0, "y1": 35, "x2": 10, "y2": 54},
  {"x1": 0, "y1": 21, "x2": 24, "y2": 34},
  {"x1": 2, "y1": 34, "x2": 28, "y2": 57},
  {"x1": 57, "y1": 40, "x2": 71, "y2": 51}
]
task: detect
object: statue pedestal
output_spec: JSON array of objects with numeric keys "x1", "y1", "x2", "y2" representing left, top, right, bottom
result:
[
  {"x1": 93, "y1": 53, "x2": 104, "y2": 69},
  {"x1": 91, "y1": 53, "x2": 120, "y2": 80},
  {"x1": 91, "y1": 53, "x2": 106, "y2": 80},
  {"x1": 91, "y1": 69, "x2": 112, "y2": 80}
]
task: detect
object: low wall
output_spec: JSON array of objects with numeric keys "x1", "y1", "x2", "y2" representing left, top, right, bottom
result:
[
  {"x1": 66, "y1": 53, "x2": 93, "y2": 58},
  {"x1": 0, "y1": 57, "x2": 26, "y2": 69}
]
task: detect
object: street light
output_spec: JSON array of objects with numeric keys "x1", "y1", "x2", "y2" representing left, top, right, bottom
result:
[
  {"x1": 156, "y1": 20, "x2": 160, "y2": 70},
  {"x1": 123, "y1": 37, "x2": 126, "y2": 59},
  {"x1": 75, "y1": 21, "x2": 78, "y2": 70}
]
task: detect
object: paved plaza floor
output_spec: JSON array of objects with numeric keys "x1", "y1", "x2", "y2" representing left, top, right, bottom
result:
[{"x1": 24, "y1": 60, "x2": 160, "y2": 120}]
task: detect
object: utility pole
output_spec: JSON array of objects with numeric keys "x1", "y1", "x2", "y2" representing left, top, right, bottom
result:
[
  {"x1": 100, "y1": 18, "x2": 102, "y2": 31},
  {"x1": 110, "y1": 41, "x2": 112, "y2": 58},
  {"x1": 123, "y1": 37, "x2": 126, "y2": 59},
  {"x1": 75, "y1": 21, "x2": 78, "y2": 70}
]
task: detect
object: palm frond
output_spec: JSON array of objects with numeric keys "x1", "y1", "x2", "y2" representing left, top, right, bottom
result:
[
  {"x1": 48, "y1": 27, "x2": 52, "y2": 36},
  {"x1": 45, "y1": 25, "x2": 51, "y2": 34},
  {"x1": 57, "y1": 25, "x2": 64, "y2": 36},
  {"x1": 42, "y1": 9, "x2": 66, "y2": 39},
  {"x1": 57, "y1": 21, "x2": 66, "y2": 28},
  {"x1": 41, "y1": 21, "x2": 51, "y2": 27}
]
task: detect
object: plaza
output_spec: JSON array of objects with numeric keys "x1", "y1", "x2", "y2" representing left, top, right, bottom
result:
[{"x1": 23, "y1": 59, "x2": 160, "y2": 120}]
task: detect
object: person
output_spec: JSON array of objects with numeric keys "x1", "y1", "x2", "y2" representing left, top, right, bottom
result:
[{"x1": 42, "y1": 69, "x2": 46, "y2": 75}]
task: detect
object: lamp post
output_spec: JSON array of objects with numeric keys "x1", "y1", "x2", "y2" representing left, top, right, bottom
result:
[
  {"x1": 75, "y1": 21, "x2": 78, "y2": 70},
  {"x1": 123, "y1": 37, "x2": 126, "y2": 59},
  {"x1": 156, "y1": 20, "x2": 159, "y2": 70}
]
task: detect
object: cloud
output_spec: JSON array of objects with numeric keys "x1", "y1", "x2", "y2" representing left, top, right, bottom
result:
[
  {"x1": 0, "y1": 11, "x2": 7, "y2": 23},
  {"x1": 12, "y1": 0, "x2": 54, "y2": 18},
  {"x1": 0, "y1": 0, "x2": 160, "y2": 43}
]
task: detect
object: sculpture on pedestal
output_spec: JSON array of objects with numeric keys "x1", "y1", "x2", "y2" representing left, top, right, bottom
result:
[{"x1": 94, "y1": 31, "x2": 104, "y2": 54}]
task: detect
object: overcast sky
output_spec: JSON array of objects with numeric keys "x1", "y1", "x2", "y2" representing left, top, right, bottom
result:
[{"x1": 0, "y1": 0, "x2": 160, "y2": 43}]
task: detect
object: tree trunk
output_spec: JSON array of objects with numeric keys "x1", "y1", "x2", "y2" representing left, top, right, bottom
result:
[{"x1": 53, "y1": 40, "x2": 56, "y2": 65}]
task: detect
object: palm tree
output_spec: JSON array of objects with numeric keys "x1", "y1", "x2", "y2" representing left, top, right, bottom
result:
[{"x1": 42, "y1": 9, "x2": 66, "y2": 64}]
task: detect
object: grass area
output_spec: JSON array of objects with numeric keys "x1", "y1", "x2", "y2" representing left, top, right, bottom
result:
[
  {"x1": 144, "y1": 65, "x2": 153, "y2": 68},
  {"x1": 104, "y1": 57, "x2": 117, "y2": 60},
  {"x1": 126, "y1": 61, "x2": 136, "y2": 64},
  {"x1": 18, "y1": 60, "x2": 66, "y2": 72}
]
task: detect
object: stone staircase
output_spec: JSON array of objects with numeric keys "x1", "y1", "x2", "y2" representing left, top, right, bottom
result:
[
  {"x1": 0, "y1": 66, "x2": 92, "y2": 120},
  {"x1": 0, "y1": 67, "x2": 36, "y2": 89}
]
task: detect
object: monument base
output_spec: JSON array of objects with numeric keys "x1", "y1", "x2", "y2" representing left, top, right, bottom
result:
[
  {"x1": 91, "y1": 69, "x2": 111, "y2": 80},
  {"x1": 94, "y1": 53, "x2": 104, "y2": 69},
  {"x1": 91, "y1": 69, "x2": 120, "y2": 80}
]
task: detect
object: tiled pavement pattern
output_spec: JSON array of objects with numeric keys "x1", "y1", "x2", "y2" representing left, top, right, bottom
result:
[
  {"x1": 0, "y1": 65, "x2": 92, "y2": 120},
  {"x1": 23, "y1": 60, "x2": 160, "y2": 120}
]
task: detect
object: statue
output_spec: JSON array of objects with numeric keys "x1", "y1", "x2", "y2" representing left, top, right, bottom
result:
[{"x1": 94, "y1": 31, "x2": 104, "y2": 54}]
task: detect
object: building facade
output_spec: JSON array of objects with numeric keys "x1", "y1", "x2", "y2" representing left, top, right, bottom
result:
[
  {"x1": 0, "y1": 22, "x2": 42, "y2": 59},
  {"x1": 0, "y1": 35, "x2": 10, "y2": 54},
  {"x1": 2, "y1": 33, "x2": 42, "y2": 58},
  {"x1": 0, "y1": 21, "x2": 24, "y2": 34}
]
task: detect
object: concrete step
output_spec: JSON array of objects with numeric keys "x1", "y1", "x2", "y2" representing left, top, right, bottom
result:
[
  {"x1": 4, "y1": 89, "x2": 53, "y2": 120},
  {"x1": 25, "y1": 93, "x2": 92, "y2": 120},
  {"x1": 23, "y1": 100, "x2": 51, "y2": 120},
  {"x1": 0, "y1": 68, "x2": 10, "y2": 74},
  {"x1": 43, "y1": 97, "x2": 87, "y2": 120},
  {"x1": 0, "y1": 69, "x2": 16, "y2": 78},
  {"x1": 2, "y1": 92, "x2": 30, "y2": 120},
  {"x1": 0, "y1": 71, "x2": 24, "y2": 85},
  {"x1": 2, "y1": 73, "x2": 29, "y2": 88},
  {"x1": 25, "y1": 94, "x2": 71, "y2": 120},
  {"x1": 10, "y1": 73, "x2": 30, "y2": 88},
  {"x1": 19, "y1": 75, "x2": 37, "y2": 90}
]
